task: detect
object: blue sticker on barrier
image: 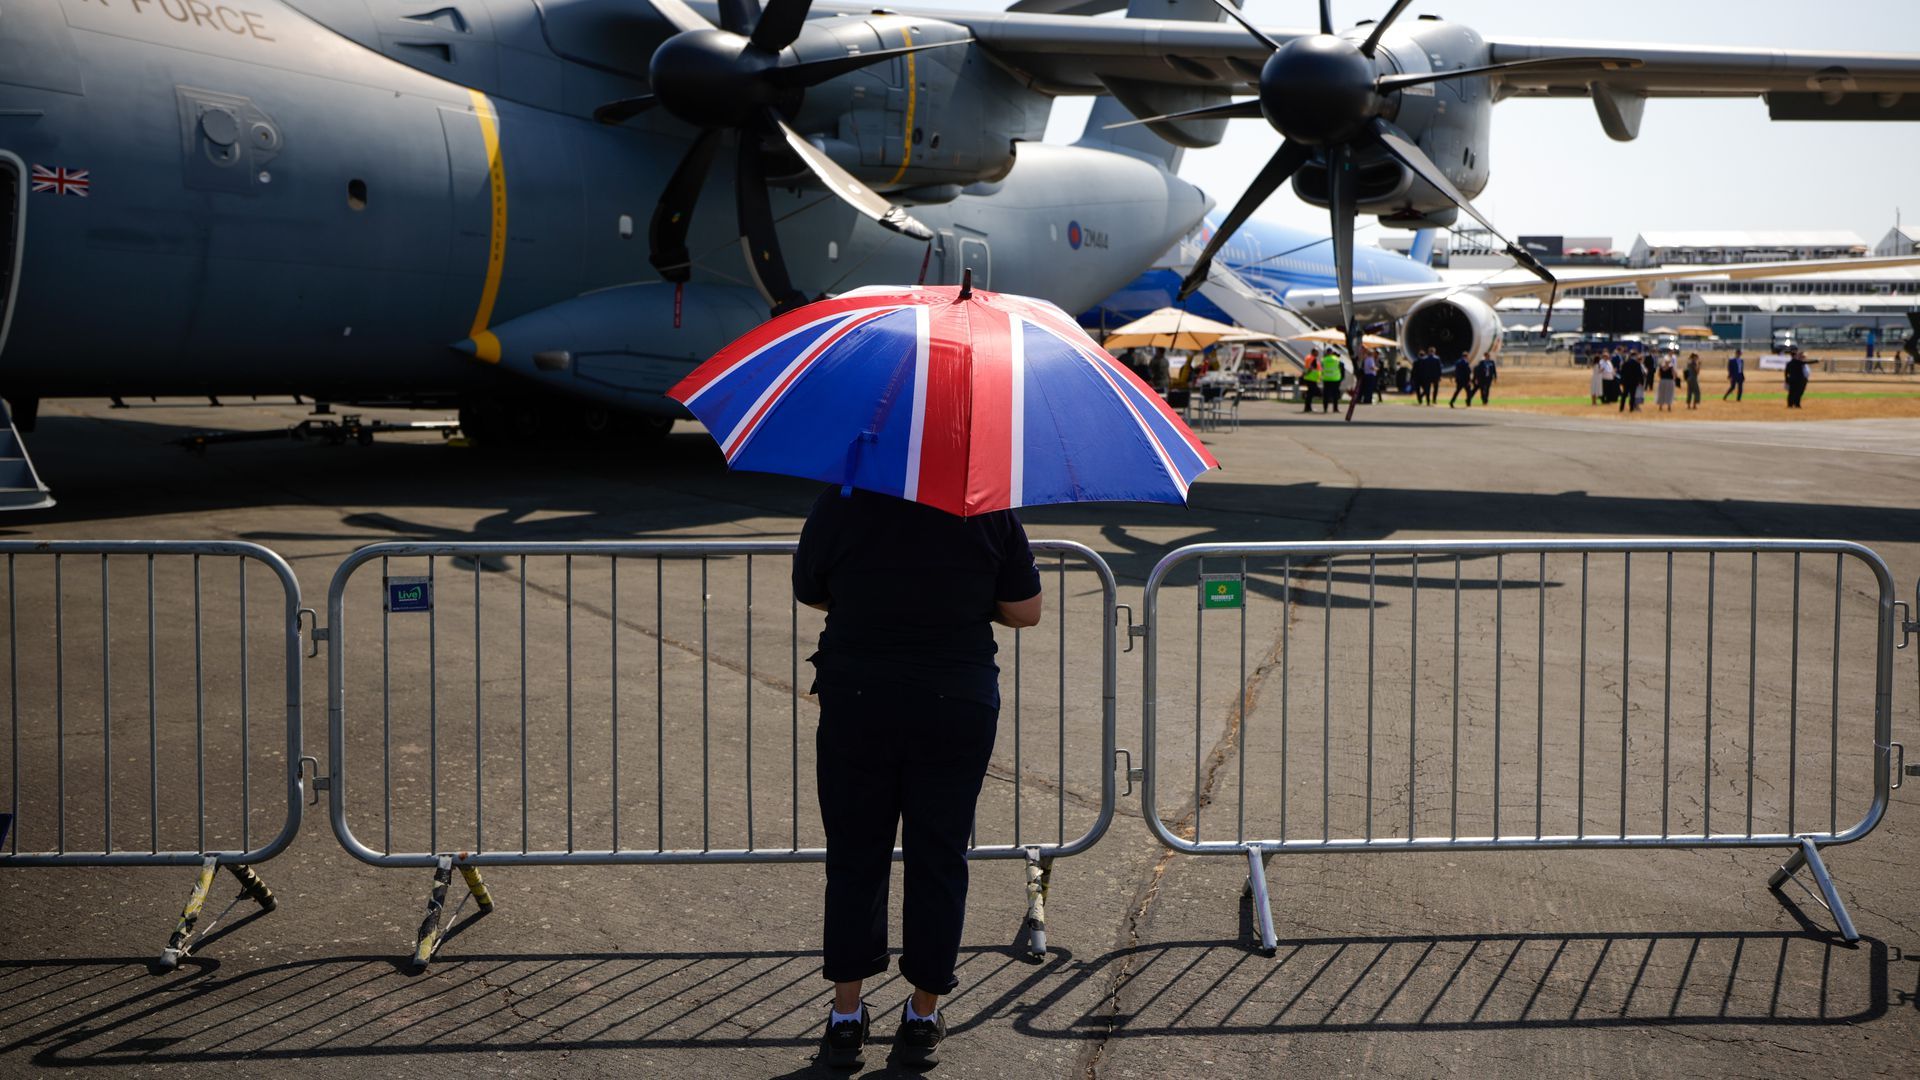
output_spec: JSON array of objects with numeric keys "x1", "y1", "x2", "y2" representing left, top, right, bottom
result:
[{"x1": 386, "y1": 576, "x2": 432, "y2": 614}]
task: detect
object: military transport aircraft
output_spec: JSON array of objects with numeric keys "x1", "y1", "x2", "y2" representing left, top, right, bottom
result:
[{"x1": 2, "y1": 0, "x2": 1919, "y2": 507}]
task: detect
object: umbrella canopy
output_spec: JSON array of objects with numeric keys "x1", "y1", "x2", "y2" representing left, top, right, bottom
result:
[
  {"x1": 1291, "y1": 327, "x2": 1398, "y2": 349},
  {"x1": 1101, "y1": 307, "x2": 1248, "y2": 352},
  {"x1": 668, "y1": 283, "x2": 1219, "y2": 517},
  {"x1": 1647, "y1": 326, "x2": 1678, "y2": 335},
  {"x1": 1677, "y1": 325, "x2": 1717, "y2": 338}
]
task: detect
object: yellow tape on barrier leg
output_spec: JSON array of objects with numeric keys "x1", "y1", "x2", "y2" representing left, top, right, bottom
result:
[
  {"x1": 158, "y1": 857, "x2": 219, "y2": 971},
  {"x1": 413, "y1": 857, "x2": 454, "y2": 970},
  {"x1": 458, "y1": 865, "x2": 494, "y2": 913},
  {"x1": 1022, "y1": 850, "x2": 1053, "y2": 959},
  {"x1": 226, "y1": 863, "x2": 277, "y2": 913}
]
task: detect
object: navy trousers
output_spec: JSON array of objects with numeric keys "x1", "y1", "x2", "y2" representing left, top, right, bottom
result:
[{"x1": 816, "y1": 683, "x2": 997, "y2": 994}]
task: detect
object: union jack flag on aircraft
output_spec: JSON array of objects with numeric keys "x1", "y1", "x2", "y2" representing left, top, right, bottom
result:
[
  {"x1": 30, "y1": 165, "x2": 89, "y2": 197},
  {"x1": 669, "y1": 283, "x2": 1218, "y2": 516}
]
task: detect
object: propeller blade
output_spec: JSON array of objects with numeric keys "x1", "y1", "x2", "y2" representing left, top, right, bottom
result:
[
  {"x1": 645, "y1": 0, "x2": 712, "y2": 35},
  {"x1": 735, "y1": 130, "x2": 807, "y2": 314},
  {"x1": 593, "y1": 94, "x2": 657, "y2": 125},
  {"x1": 767, "y1": 37, "x2": 971, "y2": 88},
  {"x1": 1370, "y1": 117, "x2": 1557, "y2": 287},
  {"x1": 715, "y1": 0, "x2": 760, "y2": 37},
  {"x1": 769, "y1": 114, "x2": 933, "y2": 240},
  {"x1": 748, "y1": 0, "x2": 812, "y2": 53},
  {"x1": 650, "y1": 128, "x2": 724, "y2": 282},
  {"x1": 1203, "y1": 0, "x2": 1282, "y2": 53},
  {"x1": 1328, "y1": 142, "x2": 1360, "y2": 403},
  {"x1": 1102, "y1": 99, "x2": 1265, "y2": 130},
  {"x1": 1376, "y1": 55, "x2": 1643, "y2": 93},
  {"x1": 1177, "y1": 139, "x2": 1310, "y2": 300},
  {"x1": 1318, "y1": 0, "x2": 1333, "y2": 35},
  {"x1": 1358, "y1": 0, "x2": 1414, "y2": 57}
]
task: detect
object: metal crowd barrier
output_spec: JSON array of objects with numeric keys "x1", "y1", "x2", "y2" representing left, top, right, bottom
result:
[
  {"x1": 1139, "y1": 539, "x2": 1900, "y2": 954},
  {"x1": 0, "y1": 541, "x2": 310, "y2": 969},
  {"x1": 320, "y1": 539, "x2": 1119, "y2": 967}
]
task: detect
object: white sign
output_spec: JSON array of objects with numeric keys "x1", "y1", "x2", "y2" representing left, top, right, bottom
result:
[{"x1": 1757, "y1": 354, "x2": 1791, "y2": 371}]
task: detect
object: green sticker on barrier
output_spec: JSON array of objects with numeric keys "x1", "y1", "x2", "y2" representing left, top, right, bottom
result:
[{"x1": 1201, "y1": 574, "x2": 1243, "y2": 611}]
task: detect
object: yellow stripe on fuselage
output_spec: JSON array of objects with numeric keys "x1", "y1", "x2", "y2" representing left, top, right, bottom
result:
[
  {"x1": 466, "y1": 89, "x2": 507, "y2": 363},
  {"x1": 884, "y1": 28, "x2": 916, "y2": 188}
]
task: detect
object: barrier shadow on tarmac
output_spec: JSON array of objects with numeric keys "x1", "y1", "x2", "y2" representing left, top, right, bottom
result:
[{"x1": 0, "y1": 928, "x2": 1891, "y2": 1068}]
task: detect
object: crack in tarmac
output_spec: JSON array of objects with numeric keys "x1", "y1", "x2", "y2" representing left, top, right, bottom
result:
[{"x1": 1077, "y1": 437, "x2": 1366, "y2": 1079}]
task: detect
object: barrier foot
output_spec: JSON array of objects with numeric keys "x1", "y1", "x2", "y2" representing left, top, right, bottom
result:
[
  {"x1": 1769, "y1": 837, "x2": 1860, "y2": 943},
  {"x1": 1020, "y1": 848, "x2": 1053, "y2": 960},
  {"x1": 1244, "y1": 847, "x2": 1277, "y2": 957},
  {"x1": 157, "y1": 857, "x2": 220, "y2": 971},
  {"x1": 412, "y1": 857, "x2": 492, "y2": 969},
  {"x1": 226, "y1": 862, "x2": 277, "y2": 914}
]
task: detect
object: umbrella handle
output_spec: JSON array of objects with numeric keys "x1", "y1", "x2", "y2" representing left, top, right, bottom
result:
[{"x1": 958, "y1": 267, "x2": 974, "y2": 301}]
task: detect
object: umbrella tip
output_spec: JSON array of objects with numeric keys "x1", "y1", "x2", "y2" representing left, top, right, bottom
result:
[{"x1": 958, "y1": 268, "x2": 973, "y2": 302}]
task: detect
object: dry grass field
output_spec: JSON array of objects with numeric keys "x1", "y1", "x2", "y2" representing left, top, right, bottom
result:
[{"x1": 1424, "y1": 350, "x2": 1920, "y2": 421}]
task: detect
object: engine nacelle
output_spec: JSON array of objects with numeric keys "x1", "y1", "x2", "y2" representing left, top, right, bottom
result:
[
  {"x1": 786, "y1": 16, "x2": 1050, "y2": 194},
  {"x1": 1401, "y1": 293, "x2": 1502, "y2": 364}
]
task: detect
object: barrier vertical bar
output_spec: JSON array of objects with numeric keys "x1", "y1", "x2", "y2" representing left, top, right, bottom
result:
[
  {"x1": 1364, "y1": 555, "x2": 1375, "y2": 842},
  {"x1": 1450, "y1": 556, "x2": 1460, "y2": 840},
  {"x1": 6, "y1": 554, "x2": 13, "y2": 855},
  {"x1": 383, "y1": 556, "x2": 392, "y2": 854},
  {"x1": 1576, "y1": 552, "x2": 1587, "y2": 839},
  {"x1": 656, "y1": 558, "x2": 665, "y2": 852},
  {"x1": 1058, "y1": 554, "x2": 1067, "y2": 845},
  {"x1": 791, "y1": 583, "x2": 799, "y2": 852},
  {"x1": 239, "y1": 558, "x2": 249, "y2": 852},
  {"x1": 1281, "y1": 558, "x2": 1291, "y2": 842},
  {"x1": 101, "y1": 555, "x2": 111, "y2": 852},
  {"x1": 1195, "y1": 556, "x2": 1204, "y2": 841},
  {"x1": 700, "y1": 556, "x2": 710, "y2": 852},
  {"x1": 1536, "y1": 552, "x2": 1546, "y2": 840},
  {"x1": 744, "y1": 555, "x2": 753, "y2": 848},
  {"x1": 1324, "y1": 556, "x2": 1333, "y2": 843},
  {"x1": 1409, "y1": 553, "x2": 1418, "y2": 842},
  {"x1": 192, "y1": 555, "x2": 202, "y2": 854},
  {"x1": 1705, "y1": 553, "x2": 1716, "y2": 836},
  {"x1": 519, "y1": 556, "x2": 528, "y2": 854},
  {"x1": 1237, "y1": 555, "x2": 1249, "y2": 843},
  {"x1": 1493, "y1": 554, "x2": 1502, "y2": 840},
  {"x1": 1621, "y1": 553, "x2": 1631, "y2": 838},
  {"x1": 147, "y1": 556, "x2": 156, "y2": 855},
  {"x1": 56, "y1": 553, "x2": 65, "y2": 852},
  {"x1": 612, "y1": 557, "x2": 621, "y2": 852},
  {"x1": 473, "y1": 559, "x2": 482, "y2": 853},
  {"x1": 1014, "y1": 617, "x2": 1023, "y2": 844},
  {"x1": 1829, "y1": 555, "x2": 1841, "y2": 836},
  {"x1": 1662, "y1": 552, "x2": 1673, "y2": 838},
  {"x1": 1746, "y1": 552, "x2": 1758, "y2": 837},
  {"x1": 428, "y1": 555, "x2": 437, "y2": 855},
  {"x1": 1788, "y1": 553, "x2": 1800, "y2": 835},
  {"x1": 565, "y1": 555, "x2": 574, "y2": 853}
]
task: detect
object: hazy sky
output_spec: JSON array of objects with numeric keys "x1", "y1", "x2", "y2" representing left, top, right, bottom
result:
[{"x1": 911, "y1": 0, "x2": 1920, "y2": 250}]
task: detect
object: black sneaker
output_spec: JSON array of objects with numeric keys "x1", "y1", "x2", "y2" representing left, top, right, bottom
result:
[
  {"x1": 820, "y1": 1003, "x2": 870, "y2": 1069},
  {"x1": 890, "y1": 1002, "x2": 946, "y2": 1069}
]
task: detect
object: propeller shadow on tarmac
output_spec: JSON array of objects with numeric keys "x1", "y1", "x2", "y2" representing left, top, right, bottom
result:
[{"x1": 0, "y1": 928, "x2": 1889, "y2": 1069}]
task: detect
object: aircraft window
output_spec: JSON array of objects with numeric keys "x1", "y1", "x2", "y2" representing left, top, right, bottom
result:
[
  {"x1": 347, "y1": 178, "x2": 368, "y2": 210},
  {"x1": 929, "y1": 133, "x2": 941, "y2": 149},
  {"x1": 828, "y1": 241, "x2": 839, "y2": 262},
  {"x1": 618, "y1": 213, "x2": 633, "y2": 239}
]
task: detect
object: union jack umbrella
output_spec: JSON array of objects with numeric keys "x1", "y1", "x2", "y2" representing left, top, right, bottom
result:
[{"x1": 667, "y1": 280, "x2": 1219, "y2": 516}]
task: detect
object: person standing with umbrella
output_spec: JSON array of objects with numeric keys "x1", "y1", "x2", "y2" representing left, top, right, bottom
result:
[{"x1": 669, "y1": 276, "x2": 1217, "y2": 1070}]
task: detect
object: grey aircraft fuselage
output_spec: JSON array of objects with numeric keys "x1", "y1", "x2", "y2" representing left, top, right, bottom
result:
[{"x1": 0, "y1": 0, "x2": 1206, "y2": 414}]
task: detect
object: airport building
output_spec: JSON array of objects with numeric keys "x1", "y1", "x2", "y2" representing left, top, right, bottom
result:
[{"x1": 1388, "y1": 227, "x2": 1919, "y2": 348}]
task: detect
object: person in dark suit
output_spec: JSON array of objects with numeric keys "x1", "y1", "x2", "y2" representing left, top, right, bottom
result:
[
  {"x1": 1617, "y1": 353, "x2": 1645, "y2": 412},
  {"x1": 1784, "y1": 349, "x2": 1810, "y2": 408},
  {"x1": 1448, "y1": 354, "x2": 1474, "y2": 408}
]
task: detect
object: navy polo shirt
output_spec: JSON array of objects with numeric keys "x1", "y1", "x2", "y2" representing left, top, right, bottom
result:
[{"x1": 793, "y1": 486, "x2": 1042, "y2": 708}]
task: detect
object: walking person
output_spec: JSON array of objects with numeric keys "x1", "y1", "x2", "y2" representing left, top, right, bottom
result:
[
  {"x1": 1723, "y1": 348, "x2": 1746, "y2": 401},
  {"x1": 1360, "y1": 349, "x2": 1379, "y2": 405},
  {"x1": 1617, "y1": 352, "x2": 1644, "y2": 413},
  {"x1": 1299, "y1": 347, "x2": 1322, "y2": 413},
  {"x1": 1654, "y1": 352, "x2": 1677, "y2": 412},
  {"x1": 798, "y1": 487, "x2": 1043, "y2": 1070},
  {"x1": 1448, "y1": 353, "x2": 1474, "y2": 407},
  {"x1": 1784, "y1": 349, "x2": 1810, "y2": 408},
  {"x1": 1683, "y1": 352, "x2": 1702, "y2": 410},
  {"x1": 1589, "y1": 353, "x2": 1613, "y2": 405},
  {"x1": 1472, "y1": 353, "x2": 1497, "y2": 405}
]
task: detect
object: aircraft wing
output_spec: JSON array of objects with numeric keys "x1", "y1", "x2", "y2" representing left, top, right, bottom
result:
[
  {"x1": 1277, "y1": 255, "x2": 1920, "y2": 322},
  {"x1": 867, "y1": 5, "x2": 1920, "y2": 117}
]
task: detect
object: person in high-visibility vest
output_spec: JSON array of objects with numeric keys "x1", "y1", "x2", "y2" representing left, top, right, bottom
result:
[
  {"x1": 1299, "y1": 348, "x2": 1322, "y2": 413},
  {"x1": 1319, "y1": 350, "x2": 1343, "y2": 413}
]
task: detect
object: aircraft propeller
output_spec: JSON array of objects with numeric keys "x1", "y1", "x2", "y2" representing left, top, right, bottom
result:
[
  {"x1": 596, "y1": 0, "x2": 955, "y2": 313},
  {"x1": 1116, "y1": 0, "x2": 1636, "y2": 415}
]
